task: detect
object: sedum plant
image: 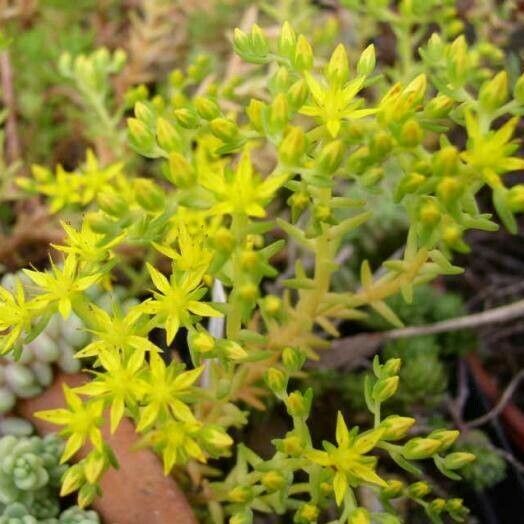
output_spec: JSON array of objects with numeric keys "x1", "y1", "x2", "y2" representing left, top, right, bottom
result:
[
  {"x1": 0, "y1": 433, "x2": 99, "y2": 523},
  {"x1": 1, "y1": 4, "x2": 523, "y2": 522}
]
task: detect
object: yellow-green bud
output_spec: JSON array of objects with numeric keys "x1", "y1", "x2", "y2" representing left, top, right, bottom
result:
[
  {"x1": 272, "y1": 66, "x2": 290, "y2": 92},
  {"x1": 428, "y1": 498, "x2": 446, "y2": 514},
  {"x1": 261, "y1": 471, "x2": 286, "y2": 491},
  {"x1": 399, "y1": 119, "x2": 423, "y2": 147},
  {"x1": 282, "y1": 347, "x2": 305, "y2": 372},
  {"x1": 60, "y1": 464, "x2": 85, "y2": 496},
  {"x1": 222, "y1": 340, "x2": 248, "y2": 360},
  {"x1": 230, "y1": 510, "x2": 253, "y2": 524},
  {"x1": 134, "y1": 178, "x2": 165, "y2": 212},
  {"x1": 382, "y1": 479, "x2": 404, "y2": 498},
  {"x1": 428, "y1": 429, "x2": 459, "y2": 450},
  {"x1": 250, "y1": 24, "x2": 269, "y2": 56},
  {"x1": 288, "y1": 79, "x2": 309, "y2": 110},
  {"x1": 192, "y1": 332, "x2": 215, "y2": 354},
  {"x1": 233, "y1": 28, "x2": 250, "y2": 55},
  {"x1": 279, "y1": 126, "x2": 306, "y2": 165},
  {"x1": 434, "y1": 146, "x2": 459, "y2": 176},
  {"x1": 408, "y1": 481, "x2": 431, "y2": 498},
  {"x1": 380, "y1": 415, "x2": 415, "y2": 440},
  {"x1": 168, "y1": 152, "x2": 194, "y2": 188},
  {"x1": 446, "y1": 498, "x2": 466, "y2": 513},
  {"x1": 174, "y1": 107, "x2": 199, "y2": 129},
  {"x1": 239, "y1": 249, "x2": 257, "y2": 269},
  {"x1": 262, "y1": 295, "x2": 282, "y2": 315},
  {"x1": 296, "y1": 503, "x2": 319, "y2": 522},
  {"x1": 507, "y1": 185, "x2": 524, "y2": 211},
  {"x1": 279, "y1": 22, "x2": 297, "y2": 59},
  {"x1": 382, "y1": 358, "x2": 401, "y2": 376},
  {"x1": 326, "y1": 44, "x2": 349, "y2": 86},
  {"x1": 442, "y1": 224, "x2": 462, "y2": 246},
  {"x1": 269, "y1": 93, "x2": 289, "y2": 133},
  {"x1": 238, "y1": 283, "x2": 258, "y2": 302},
  {"x1": 348, "y1": 508, "x2": 371, "y2": 524},
  {"x1": 156, "y1": 117, "x2": 182, "y2": 152},
  {"x1": 78, "y1": 483, "x2": 98, "y2": 509},
  {"x1": 402, "y1": 437, "x2": 442, "y2": 460},
  {"x1": 372, "y1": 376, "x2": 399, "y2": 402},
  {"x1": 318, "y1": 140, "x2": 344, "y2": 174},
  {"x1": 282, "y1": 434, "x2": 303, "y2": 456},
  {"x1": 357, "y1": 44, "x2": 376, "y2": 76},
  {"x1": 479, "y1": 71, "x2": 508, "y2": 112},
  {"x1": 97, "y1": 191, "x2": 127, "y2": 217},
  {"x1": 134, "y1": 101, "x2": 155, "y2": 126},
  {"x1": 314, "y1": 204, "x2": 332, "y2": 222},
  {"x1": 419, "y1": 201, "x2": 441, "y2": 225},
  {"x1": 127, "y1": 118, "x2": 157, "y2": 156},
  {"x1": 214, "y1": 227, "x2": 235, "y2": 251},
  {"x1": 86, "y1": 212, "x2": 117, "y2": 235},
  {"x1": 200, "y1": 425, "x2": 233, "y2": 450},
  {"x1": 194, "y1": 96, "x2": 220, "y2": 120},
  {"x1": 228, "y1": 486, "x2": 253, "y2": 503},
  {"x1": 437, "y1": 177, "x2": 462, "y2": 202},
  {"x1": 513, "y1": 73, "x2": 524, "y2": 104},
  {"x1": 286, "y1": 391, "x2": 309, "y2": 417},
  {"x1": 246, "y1": 99, "x2": 264, "y2": 131},
  {"x1": 210, "y1": 118, "x2": 238, "y2": 142},
  {"x1": 425, "y1": 94, "x2": 454, "y2": 118},
  {"x1": 370, "y1": 131, "x2": 392, "y2": 158},
  {"x1": 293, "y1": 35, "x2": 313, "y2": 71},
  {"x1": 443, "y1": 452, "x2": 475, "y2": 470},
  {"x1": 265, "y1": 367, "x2": 287, "y2": 395},
  {"x1": 395, "y1": 172, "x2": 426, "y2": 200}
]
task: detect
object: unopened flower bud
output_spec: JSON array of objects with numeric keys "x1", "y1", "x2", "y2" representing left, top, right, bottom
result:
[
  {"x1": 419, "y1": 201, "x2": 441, "y2": 225},
  {"x1": 286, "y1": 391, "x2": 309, "y2": 417},
  {"x1": 210, "y1": 118, "x2": 239, "y2": 142},
  {"x1": 246, "y1": 99, "x2": 264, "y2": 131},
  {"x1": 127, "y1": 118, "x2": 157, "y2": 157},
  {"x1": 428, "y1": 498, "x2": 446, "y2": 514},
  {"x1": 262, "y1": 295, "x2": 282, "y2": 315},
  {"x1": 250, "y1": 24, "x2": 269, "y2": 56},
  {"x1": 279, "y1": 22, "x2": 297, "y2": 59},
  {"x1": 382, "y1": 479, "x2": 404, "y2": 498},
  {"x1": 282, "y1": 347, "x2": 306, "y2": 372},
  {"x1": 228, "y1": 486, "x2": 253, "y2": 503},
  {"x1": 399, "y1": 119, "x2": 423, "y2": 147},
  {"x1": 317, "y1": 140, "x2": 344, "y2": 174},
  {"x1": 372, "y1": 376, "x2": 399, "y2": 402},
  {"x1": 279, "y1": 126, "x2": 306, "y2": 165},
  {"x1": 261, "y1": 471, "x2": 286, "y2": 491},
  {"x1": 443, "y1": 452, "x2": 476, "y2": 470},
  {"x1": 402, "y1": 437, "x2": 441, "y2": 460},
  {"x1": 174, "y1": 107, "x2": 199, "y2": 129},
  {"x1": 230, "y1": 510, "x2": 253, "y2": 524},
  {"x1": 265, "y1": 368, "x2": 288, "y2": 395},
  {"x1": 348, "y1": 508, "x2": 371, "y2": 524},
  {"x1": 269, "y1": 94, "x2": 289, "y2": 134},
  {"x1": 357, "y1": 44, "x2": 376, "y2": 77},
  {"x1": 326, "y1": 44, "x2": 349, "y2": 86},
  {"x1": 437, "y1": 177, "x2": 462, "y2": 202},
  {"x1": 156, "y1": 117, "x2": 182, "y2": 152},
  {"x1": 168, "y1": 152, "x2": 194, "y2": 187},
  {"x1": 382, "y1": 358, "x2": 401, "y2": 376},
  {"x1": 297, "y1": 503, "x2": 319, "y2": 522},
  {"x1": 293, "y1": 35, "x2": 313, "y2": 71},
  {"x1": 408, "y1": 481, "x2": 431, "y2": 498},
  {"x1": 380, "y1": 415, "x2": 415, "y2": 440},
  {"x1": 134, "y1": 178, "x2": 165, "y2": 212},
  {"x1": 194, "y1": 96, "x2": 220, "y2": 120},
  {"x1": 428, "y1": 429, "x2": 459, "y2": 450},
  {"x1": 200, "y1": 425, "x2": 233, "y2": 450},
  {"x1": 479, "y1": 71, "x2": 508, "y2": 112},
  {"x1": 282, "y1": 434, "x2": 303, "y2": 456},
  {"x1": 191, "y1": 332, "x2": 215, "y2": 354},
  {"x1": 288, "y1": 79, "x2": 309, "y2": 110}
]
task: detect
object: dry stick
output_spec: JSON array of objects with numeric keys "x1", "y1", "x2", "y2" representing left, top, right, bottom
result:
[
  {"x1": 317, "y1": 298, "x2": 524, "y2": 369},
  {"x1": 466, "y1": 368, "x2": 524, "y2": 429},
  {"x1": 0, "y1": 50, "x2": 21, "y2": 165}
]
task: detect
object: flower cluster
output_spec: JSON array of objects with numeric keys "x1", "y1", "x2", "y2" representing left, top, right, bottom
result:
[{"x1": 1, "y1": 4, "x2": 521, "y2": 521}]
